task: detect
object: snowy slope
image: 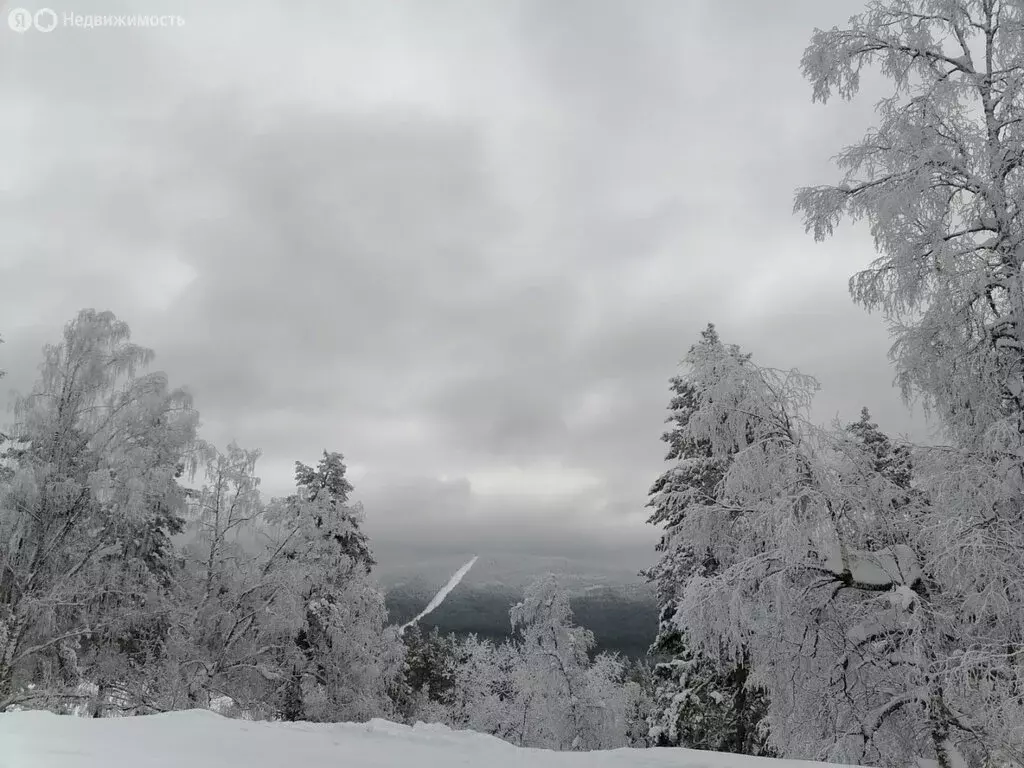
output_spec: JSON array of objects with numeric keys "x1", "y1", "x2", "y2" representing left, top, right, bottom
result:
[{"x1": 0, "y1": 710, "x2": 864, "y2": 768}]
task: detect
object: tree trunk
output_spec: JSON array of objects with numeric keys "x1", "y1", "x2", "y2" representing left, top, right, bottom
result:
[
  {"x1": 733, "y1": 667, "x2": 748, "y2": 754},
  {"x1": 281, "y1": 667, "x2": 303, "y2": 722},
  {"x1": 90, "y1": 680, "x2": 107, "y2": 718}
]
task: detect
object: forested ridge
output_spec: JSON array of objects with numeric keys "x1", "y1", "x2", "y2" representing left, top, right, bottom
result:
[{"x1": 385, "y1": 583, "x2": 659, "y2": 660}]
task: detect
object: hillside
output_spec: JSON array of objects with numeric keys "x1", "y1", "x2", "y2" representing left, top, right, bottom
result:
[
  {"x1": 385, "y1": 581, "x2": 660, "y2": 659},
  {"x1": 374, "y1": 552, "x2": 654, "y2": 593}
]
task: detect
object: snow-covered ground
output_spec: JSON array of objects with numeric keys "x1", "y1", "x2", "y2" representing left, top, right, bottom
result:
[{"x1": 0, "y1": 710, "x2": 863, "y2": 768}]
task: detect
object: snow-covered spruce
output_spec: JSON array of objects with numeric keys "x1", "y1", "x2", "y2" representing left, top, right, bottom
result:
[{"x1": 644, "y1": 325, "x2": 771, "y2": 756}]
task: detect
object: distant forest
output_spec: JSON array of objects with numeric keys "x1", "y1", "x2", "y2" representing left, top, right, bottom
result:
[{"x1": 385, "y1": 584, "x2": 659, "y2": 659}]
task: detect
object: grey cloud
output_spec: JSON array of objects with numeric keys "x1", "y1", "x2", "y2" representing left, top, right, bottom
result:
[
  {"x1": 358, "y1": 473, "x2": 657, "y2": 582},
  {"x1": 0, "y1": 0, "x2": 931, "y2": 580}
]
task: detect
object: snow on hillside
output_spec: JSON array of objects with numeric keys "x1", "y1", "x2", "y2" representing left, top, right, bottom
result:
[{"x1": 0, "y1": 710, "x2": 864, "y2": 768}]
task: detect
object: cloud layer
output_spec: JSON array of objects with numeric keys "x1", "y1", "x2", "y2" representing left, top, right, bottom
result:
[{"x1": 0, "y1": 0, "x2": 928, "y2": 579}]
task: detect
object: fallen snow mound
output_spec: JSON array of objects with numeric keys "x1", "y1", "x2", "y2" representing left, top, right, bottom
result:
[{"x1": 0, "y1": 709, "x2": 862, "y2": 768}]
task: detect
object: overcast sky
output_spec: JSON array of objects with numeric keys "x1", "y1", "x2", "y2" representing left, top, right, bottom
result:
[{"x1": 0, "y1": 0, "x2": 932, "y2": 581}]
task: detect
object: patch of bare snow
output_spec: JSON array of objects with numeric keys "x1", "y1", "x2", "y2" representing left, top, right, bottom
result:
[{"x1": 0, "y1": 709, "x2": 870, "y2": 768}]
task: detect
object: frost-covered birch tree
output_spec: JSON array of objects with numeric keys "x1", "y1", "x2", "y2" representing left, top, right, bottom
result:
[
  {"x1": 505, "y1": 575, "x2": 626, "y2": 751},
  {"x1": 410, "y1": 633, "x2": 521, "y2": 741},
  {"x1": 621, "y1": 661, "x2": 656, "y2": 748},
  {"x1": 0, "y1": 310, "x2": 199, "y2": 712},
  {"x1": 795, "y1": 0, "x2": 1024, "y2": 448},
  {"x1": 795, "y1": 2, "x2": 1024, "y2": 763},
  {"x1": 166, "y1": 442, "x2": 294, "y2": 715}
]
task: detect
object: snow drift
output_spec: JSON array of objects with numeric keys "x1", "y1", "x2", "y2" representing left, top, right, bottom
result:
[{"x1": 0, "y1": 709, "x2": 865, "y2": 768}]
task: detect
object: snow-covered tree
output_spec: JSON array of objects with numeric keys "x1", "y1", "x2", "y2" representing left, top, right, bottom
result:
[
  {"x1": 264, "y1": 455, "x2": 401, "y2": 723},
  {"x1": 846, "y1": 409, "x2": 912, "y2": 489},
  {"x1": 645, "y1": 326, "x2": 734, "y2": 611},
  {"x1": 582, "y1": 650, "x2": 630, "y2": 750},
  {"x1": 837, "y1": 408, "x2": 920, "y2": 553},
  {"x1": 504, "y1": 575, "x2": 625, "y2": 751},
  {"x1": 290, "y1": 451, "x2": 374, "y2": 572},
  {"x1": 795, "y1": 0, "x2": 1024, "y2": 451},
  {"x1": 80, "y1": 455, "x2": 193, "y2": 717},
  {"x1": 395, "y1": 625, "x2": 458, "y2": 722},
  {"x1": 660, "y1": 328, "x2": 894, "y2": 762},
  {"x1": 664, "y1": 325, "x2": 1024, "y2": 766},
  {"x1": 645, "y1": 325, "x2": 771, "y2": 754},
  {"x1": 438, "y1": 634, "x2": 508, "y2": 735},
  {"x1": 166, "y1": 442, "x2": 292, "y2": 715},
  {"x1": 0, "y1": 310, "x2": 199, "y2": 712},
  {"x1": 158, "y1": 443, "x2": 401, "y2": 723},
  {"x1": 795, "y1": 3, "x2": 1024, "y2": 763},
  {"x1": 299, "y1": 572, "x2": 403, "y2": 723},
  {"x1": 647, "y1": 628, "x2": 771, "y2": 755},
  {"x1": 403, "y1": 580, "x2": 634, "y2": 751},
  {"x1": 621, "y1": 660, "x2": 656, "y2": 748}
]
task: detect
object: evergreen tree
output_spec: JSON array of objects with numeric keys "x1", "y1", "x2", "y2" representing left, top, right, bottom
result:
[
  {"x1": 644, "y1": 324, "x2": 771, "y2": 754},
  {"x1": 838, "y1": 407, "x2": 920, "y2": 552},
  {"x1": 395, "y1": 625, "x2": 458, "y2": 722},
  {"x1": 290, "y1": 451, "x2": 374, "y2": 572},
  {"x1": 647, "y1": 629, "x2": 770, "y2": 754},
  {"x1": 269, "y1": 454, "x2": 400, "y2": 723},
  {"x1": 844, "y1": 408, "x2": 911, "y2": 491}
]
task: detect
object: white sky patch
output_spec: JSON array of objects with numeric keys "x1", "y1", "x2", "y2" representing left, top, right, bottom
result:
[
  {"x1": 127, "y1": 252, "x2": 198, "y2": 313},
  {"x1": 731, "y1": 233, "x2": 875, "y2": 322},
  {"x1": 245, "y1": 458, "x2": 296, "y2": 498},
  {"x1": 0, "y1": 100, "x2": 40, "y2": 193},
  {"x1": 344, "y1": 462, "x2": 369, "y2": 485},
  {"x1": 467, "y1": 465, "x2": 603, "y2": 498},
  {"x1": 168, "y1": 1, "x2": 464, "y2": 116},
  {"x1": 563, "y1": 379, "x2": 623, "y2": 431},
  {"x1": 359, "y1": 416, "x2": 437, "y2": 453},
  {"x1": 620, "y1": 252, "x2": 702, "y2": 305}
]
